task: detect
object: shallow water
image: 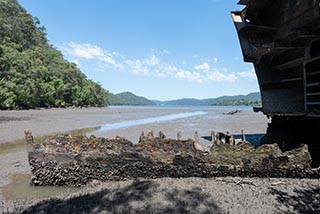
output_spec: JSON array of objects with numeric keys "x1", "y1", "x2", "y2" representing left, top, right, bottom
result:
[
  {"x1": 90, "y1": 111, "x2": 208, "y2": 134},
  {"x1": 2, "y1": 173, "x2": 81, "y2": 200}
]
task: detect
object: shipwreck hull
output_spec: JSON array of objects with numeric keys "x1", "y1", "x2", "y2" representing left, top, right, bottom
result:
[
  {"x1": 26, "y1": 134, "x2": 320, "y2": 186},
  {"x1": 232, "y1": 0, "x2": 320, "y2": 117},
  {"x1": 232, "y1": 0, "x2": 320, "y2": 165}
]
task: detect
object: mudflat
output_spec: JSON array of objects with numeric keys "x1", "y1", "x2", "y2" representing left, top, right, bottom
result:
[
  {"x1": 1, "y1": 107, "x2": 319, "y2": 214},
  {"x1": 0, "y1": 106, "x2": 269, "y2": 144}
]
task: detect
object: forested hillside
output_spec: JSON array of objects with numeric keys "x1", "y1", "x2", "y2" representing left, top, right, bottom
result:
[
  {"x1": 108, "y1": 92, "x2": 155, "y2": 106},
  {"x1": 211, "y1": 92, "x2": 261, "y2": 106},
  {"x1": 0, "y1": 0, "x2": 109, "y2": 109},
  {"x1": 154, "y1": 92, "x2": 261, "y2": 106}
]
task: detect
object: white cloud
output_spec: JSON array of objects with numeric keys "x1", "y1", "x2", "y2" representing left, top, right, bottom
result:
[
  {"x1": 59, "y1": 41, "x2": 242, "y2": 84},
  {"x1": 60, "y1": 41, "x2": 125, "y2": 70},
  {"x1": 238, "y1": 69, "x2": 257, "y2": 80},
  {"x1": 67, "y1": 42, "x2": 104, "y2": 59},
  {"x1": 144, "y1": 54, "x2": 160, "y2": 66},
  {"x1": 206, "y1": 70, "x2": 237, "y2": 82},
  {"x1": 164, "y1": 64, "x2": 178, "y2": 73},
  {"x1": 176, "y1": 70, "x2": 202, "y2": 83},
  {"x1": 125, "y1": 59, "x2": 150, "y2": 76},
  {"x1": 155, "y1": 70, "x2": 167, "y2": 78},
  {"x1": 151, "y1": 49, "x2": 170, "y2": 56},
  {"x1": 194, "y1": 62, "x2": 210, "y2": 72},
  {"x1": 101, "y1": 56, "x2": 116, "y2": 64}
]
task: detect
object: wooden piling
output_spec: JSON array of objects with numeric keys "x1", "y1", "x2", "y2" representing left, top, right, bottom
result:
[
  {"x1": 194, "y1": 131, "x2": 200, "y2": 144},
  {"x1": 177, "y1": 132, "x2": 182, "y2": 140},
  {"x1": 241, "y1": 129, "x2": 246, "y2": 142},
  {"x1": 211, "y1": 131, "x2": 215, "y2": 143}
]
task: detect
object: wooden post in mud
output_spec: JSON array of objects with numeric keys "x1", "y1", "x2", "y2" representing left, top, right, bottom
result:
[
  {"x1": 211, "y1": 131, "x2": 215, "y2": 143},
  {"x1": 24, "y1": 129, "x2": 34, "y2": 144},
  {"x1": 177, "y1": 132, "x2": 182, "y2": 140},
  {"x1": 241, "y1": 129, "x2": 246, "y2": 142},
  {"x1": 194, "y1": 131, "x2": 200, "y2": 144},
  {"x1": 225, "y1": 131, "x2": 231, "y2": 144},
  {"x1": 147, "y1": 130, "x2": 154, "y2": 139},
  {"x1": 159, "y1": 131, "x2": 166, "y2": 139},
  {"x1": 139, "y1": 131, "x2": 145, "y2": 142},
  {"x1": 230, "y1": 136, "x2": 235, "y2": 146}
]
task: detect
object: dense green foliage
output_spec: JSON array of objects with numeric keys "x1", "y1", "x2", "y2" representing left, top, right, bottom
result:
[
  {"x1": 211, "y1": 92, "x2": 262, "y2": 106},
  {"x1": 0, "y1": 0, "x2": 109, "y2": 109},
  {"x1": 211, "y1": 98, "x2": 262, "y2": 106},
  {"x1": 108, "y1": 92, "x2": 155, "y2": 106}
]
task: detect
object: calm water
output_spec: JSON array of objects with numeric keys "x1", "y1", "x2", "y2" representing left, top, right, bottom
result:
[
  {"x1": 108, "y1": 105, "x2": 253, "y2": 110},
  {"x1": 90, "y1": 110, "x2": 208, "y2": 135}
]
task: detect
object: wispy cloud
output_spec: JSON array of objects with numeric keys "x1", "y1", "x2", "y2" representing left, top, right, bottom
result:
[
  {"x1": 144, "y1": 54, "x2": 160, "y2": 66},
  {"x1": 238, "y1": 68, "x2": 257, "y2": 80},
  {"x1": 125, "y1": 59, "x2": 150, "y2": 76},
  {"x1": 194, "y1": 62, "x2": 210, "y2": 72},
  {"x1": 176, "y1": 70, "x2": 202, "y2": 83},
  {"x1": 207, "y1": 70, "x2": 237, "y2": 82},
  {"x1": 63, "y1": 42, "x2": 104, "y2": 59},
  {"x1": 60, "y1": 41, "x2": 252, "y2": 84},
  {"x1": 60, "y1": 42, "x2": 123, "y2": 69}
]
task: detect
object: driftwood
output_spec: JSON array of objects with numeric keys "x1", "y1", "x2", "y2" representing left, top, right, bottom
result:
[
  {"x1": 223, "y1": 110, "x2": 242, "y2": 115},
  {"x1": 216, "y1": 178, "x2": 257, "y2": 188},
  {"x1": 271, "y1": 181, "x2": 286, "y2": 186}
]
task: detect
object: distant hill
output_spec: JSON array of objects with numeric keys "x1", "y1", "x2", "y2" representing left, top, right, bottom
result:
[
  {"x1": 154, "y1": 92, "x2": 261, "y2": 106},
  {"x1": 108, "y1": 92, "x2": 261, "y2": 106},
  {"x1": 108, "y1": 92, "x2": 155, "y2": 106},
  {"x1": 211, "y1": 92, "x2": 261, "y2": 106}
]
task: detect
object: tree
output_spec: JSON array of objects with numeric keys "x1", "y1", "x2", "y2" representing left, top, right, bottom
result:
[{"x1": 0, "y1": 0, "x2": 109, "y2": 109}]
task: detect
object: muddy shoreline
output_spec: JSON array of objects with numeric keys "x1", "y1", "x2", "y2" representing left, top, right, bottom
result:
[
  {"x1": 0, "y1": 106, "x2": 268, "y2": 144},
  {"x1": 1, "y1": 107, "x2": 319, "y2": 213}
]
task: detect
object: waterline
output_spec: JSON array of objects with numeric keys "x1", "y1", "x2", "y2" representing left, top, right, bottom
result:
[{"x1": 91, "y1": 111, "x2": 207, "y2": 134}]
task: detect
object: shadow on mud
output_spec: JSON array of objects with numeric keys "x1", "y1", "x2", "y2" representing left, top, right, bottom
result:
[
  {"x1": 270, "y1": 186, "x2": 320, "y2": 214},
  {"x1": 22, "y1": 179, "x2": 222, "y2": 214}
]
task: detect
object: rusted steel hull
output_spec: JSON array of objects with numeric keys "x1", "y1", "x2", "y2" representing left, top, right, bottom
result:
[{"x1": 232, "y1": 0, "x2": 320, "y2": 117}]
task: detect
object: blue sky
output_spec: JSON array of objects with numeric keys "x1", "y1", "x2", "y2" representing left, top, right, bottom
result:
[{"x1": 19, "y1": 0, "x2": 259, "y2": 100}]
